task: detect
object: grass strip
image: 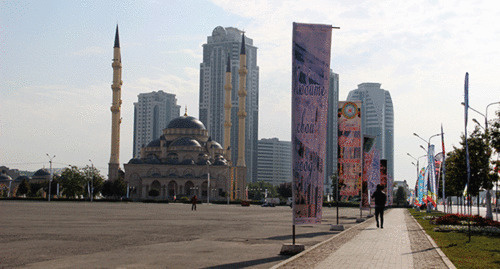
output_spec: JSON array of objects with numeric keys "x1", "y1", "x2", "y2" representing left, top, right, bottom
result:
[{"x1": 408, "y1": 209, "x2": 499, "y2": 269}]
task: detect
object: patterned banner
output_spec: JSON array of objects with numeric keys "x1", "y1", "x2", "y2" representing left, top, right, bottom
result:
[
  {"x1": 362, "y1": 136, "x2": 378, "y2": 208},
  {"x1": 338, "y1": 101, "x2": 362, "y2": 200},
  {"x1": 427, "y1": 145, "x2": 437, "y2": 207},
  {"x1": 292, "y1": 22, "x2": 332, "y2": 225},
  {"x1": 417, "y1": 167, "x2": 426, "y2": 206}
]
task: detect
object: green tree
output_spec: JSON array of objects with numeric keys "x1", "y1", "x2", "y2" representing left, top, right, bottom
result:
[
  {"x1": 247, "y1": 181, "x2": 276, "y2": 201},
  {"x1": 16, "y1": 179, "x2": 30, "y2": 196},
  {"x1": 82, "y1": 165, "x2": 105, "y2": 198},
  {"x1": 443, "y1": 127, "x2": 493, "y2": 197},
  {"x1": 276, "y1": 182, "x2": 292, "y2": 199},
  {"x1": 59, "y1": 166, "x2": 86, "y2": 198},
  {"x1": 395, "y1": 186, "x2": 406, "y2": 206},
  {"x1": 102, "y1": 178, "x2": 127, "y2": 199},
  {"x1": 28, "y1": 182, "x2": 45, "y2": 197},
  {"x1": 489, "y1": 110, "x2": 500, "y2": 153}
]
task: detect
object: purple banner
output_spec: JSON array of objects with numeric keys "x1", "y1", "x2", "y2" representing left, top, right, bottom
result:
[{"x1": 292, "y1": 22, "x2": 331, "y2": 225}]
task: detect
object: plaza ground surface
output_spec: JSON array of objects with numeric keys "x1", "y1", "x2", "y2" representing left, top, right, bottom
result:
[{"x1": 0, "y1": 201, "x2": 363, "y2": 268}]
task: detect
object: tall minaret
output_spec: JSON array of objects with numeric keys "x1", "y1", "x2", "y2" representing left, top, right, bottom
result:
[
  {"x1": 109, "y1": 25, "x2": 122, "y2": 181},
  {"x1": 223, "y1": 53, "x2": 232, "y2": 162},
  {"x1": 237, "y1": 33, "x2": 247, "y2": 167}
]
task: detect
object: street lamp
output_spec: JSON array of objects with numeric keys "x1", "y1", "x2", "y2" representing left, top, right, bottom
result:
[
  {"x1": 89, "y1": 159, "x2": 94, "y2": 202},
  {"x1": 462, "y1": 101, "x2": 500, "y2": 219},
  {"x1": 46, "y1": 154, "x2": 55, "y2": 201}
]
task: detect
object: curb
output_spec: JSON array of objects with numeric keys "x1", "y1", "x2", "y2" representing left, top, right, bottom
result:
[
  {"x1": 270, "y1": 212, "x2": 377, "y2": 269},
  {"x1": 409, "y1": 213, "x2": 457, "y2": 269}
]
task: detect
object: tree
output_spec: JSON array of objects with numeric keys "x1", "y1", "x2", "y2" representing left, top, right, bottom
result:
[
  {"x1": 276, "y1": 182, "x2": 292, "y2": 199},
  {"x1": 395, "y1": 186, "x2": 406, "y2": 206},
  {"x1": 16, "y1": 179, "x2": 30, "y2": 196},
  {"x1": 102, "y1": 178, "x2": 127, "y2": 199},
  {"x1": 59, "y1": 166, "x2": 86, "y2": 198},
  {"x1": 489, "y1": 110, "x2": 500, "y2": 153},
  {"x1": 247, "y1": 181, "x2": 277, "y2": 201},
  {"x1": 443, "y1": 127, "x2": 493, "y2": 198},
  {"x1": 81, "y1": 165, "x2": 105, "y2": 198}
]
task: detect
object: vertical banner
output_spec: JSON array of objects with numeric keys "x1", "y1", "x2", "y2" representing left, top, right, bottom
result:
[
  {"x1": 417, "y1": 168, "x2": 426, "y2": 206},
  {"x1": 338, "y1": 101, "x2": 362, "y2": 200},
  {"x1": 380, "y1": 159, "x2": 388, "y2": 188},
  {"x1": 441, "y1": 125, "x2": 446, "y2": 208},
  {"x1": 362, "y1": 136, "x2": 377, "y2": 208},
  {"x1": 427, "y1": 145, "x2": 437, "y2": 207},
  {"x1": 292, "y1": 22, "x2": 331, "y2": 225}
]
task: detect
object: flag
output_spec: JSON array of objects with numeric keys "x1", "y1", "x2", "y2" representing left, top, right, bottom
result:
[{"x1": 463, "y1": 184, "x2": 468, "y2": 197}]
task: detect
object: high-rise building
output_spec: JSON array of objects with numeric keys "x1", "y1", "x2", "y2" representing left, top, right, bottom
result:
[
  {"x1": 199, "y1": 26, "x2": 259, "y2": 182},
  {"x1": 347, "y1": 83, "x2": 394, "y2": 181},
  {"x1": 324, "y1": 71, "x2": 339, "y2": 195},
  {"x1": 257, "y1": 138, "x2": 292, "y2": 185},
  {"x1": 133, "y1": 91, "x2": 180, "y2": 158}
]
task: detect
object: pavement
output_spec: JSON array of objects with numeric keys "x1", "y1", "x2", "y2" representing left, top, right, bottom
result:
[
  {"x1": 274, "y1": 208, "x2": 455, "y2": 269},
  {"x1": 0, "y1": 201, "x2": 363, "y2": 268}
]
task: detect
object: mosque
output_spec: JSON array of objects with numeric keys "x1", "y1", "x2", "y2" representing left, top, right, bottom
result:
[{"x1": 116, "y1": 27, "x2": 248, "y2": 201}]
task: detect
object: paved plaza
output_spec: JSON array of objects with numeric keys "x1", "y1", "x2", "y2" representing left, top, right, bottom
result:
[
  {"x1": 274, "y1": 208, "x2": 454, "y2": 269},
  {"x1": 1, "y1": 201, "x2": 362, "y2": 268}
]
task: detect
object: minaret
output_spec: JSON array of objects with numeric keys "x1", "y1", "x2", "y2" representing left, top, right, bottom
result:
[
  {"x1": 109, "y1": 25, "x2": 122, "y2": 181},
  {"x1": 223, "y1": 53, "x2": 232, "y2": 162},
  {"x1": 237, "y1": 33, "x2": 247, "y2": 167}
]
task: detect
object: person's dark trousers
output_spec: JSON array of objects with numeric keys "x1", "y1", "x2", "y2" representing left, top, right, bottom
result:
[
  {"x1": 375, "y1": 206, "x2": 384, "y2": 228},
  {"x1": 192, "y1": 204, "x2": 196, "y2": 211}
]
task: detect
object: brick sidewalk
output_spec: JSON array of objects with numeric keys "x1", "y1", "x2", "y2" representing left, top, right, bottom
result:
[{"x1": 275, "y1": 208, "x2": 453, "y2": 269}]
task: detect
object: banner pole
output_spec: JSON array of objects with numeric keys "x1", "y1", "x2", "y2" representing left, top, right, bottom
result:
[{"x1": 293, "y1": 225, "x2": 296, "y2": 245}]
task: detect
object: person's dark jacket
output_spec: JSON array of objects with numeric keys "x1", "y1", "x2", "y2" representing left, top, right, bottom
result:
[{"x1": 372, "y1": 190, "x2": 387, "y2": 207}]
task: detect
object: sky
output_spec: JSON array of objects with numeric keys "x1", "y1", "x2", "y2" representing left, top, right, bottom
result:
[{"x1": 1, "y1": 0, "x2": 499, "y2": 190}]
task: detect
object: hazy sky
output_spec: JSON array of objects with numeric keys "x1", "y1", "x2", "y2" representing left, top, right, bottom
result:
[{"x1": 1, "y1": 0, "x2": 499, "y2": 189}]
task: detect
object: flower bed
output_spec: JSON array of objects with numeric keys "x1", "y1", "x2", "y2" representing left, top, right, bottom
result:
[
  {"x1": 431, "y1": 214, "x2": 500, "y2": 227},
  {"x1": 433, "y1": 225, "x2": 500, "y2": 236}
]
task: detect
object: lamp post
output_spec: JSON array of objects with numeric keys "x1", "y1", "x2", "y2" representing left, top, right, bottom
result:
[
  {"x1": 464, "y1": 101, "x2": 500, "y2": 219},
  {"x1": 46, "y1": 154, "x2": 55, "y2": 201},
  {"x1": 407, "y1": 153, "x2": 427, "y2": 207},
  {"x1": 89, "y1": 159, "x2": 94, "y2": 202},
  {"x1": 414, "y1": 132, "x2": 440, "y2": 212}
]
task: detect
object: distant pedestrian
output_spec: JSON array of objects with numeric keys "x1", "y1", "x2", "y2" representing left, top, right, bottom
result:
[
  {"x1": 371, "y1": 184, "x2": 387, "y2": 228},
  {"x1": 191, "y1": 195, "x2": 197, "y2": 211}
]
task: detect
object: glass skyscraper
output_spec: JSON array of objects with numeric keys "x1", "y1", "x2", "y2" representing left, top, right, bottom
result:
[
  {"x1": 199, "y1": 26, "x2": 259, "y2": 182},
  {"x1": 347, "y1": 83, "x2": 394, "y2": 181},
  {"x1": 133, "y1": 91, "x2": 180, "y2": 158}
]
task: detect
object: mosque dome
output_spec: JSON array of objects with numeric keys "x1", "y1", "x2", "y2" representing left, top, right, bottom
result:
[
  {"x1": 33, "y1": 169, "x2": 50, "y2": 177},
  {"x1": 0, "y1": 173, "x2": 12, "y2": 182},
  {"x1": 14, "y1": 175, "x2": 30, "y2": 182},
  {"x1": 210, "y1": 141, "x2": 223, "y2": 149},
  {"x1": 167, "y1": 115, "x2": 206, "y2": 130},
  {"x1": 146, "y1": 138, "x2": 161, "y2": 148},
  {"x1": 128, "y1": 158, "x2": 144, "y2": 164},
  {"x1": 170, "y1": 137, "x2": 202, "y2": 147}
]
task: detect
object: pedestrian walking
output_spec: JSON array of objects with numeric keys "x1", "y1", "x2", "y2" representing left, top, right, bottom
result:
[
  {"x1": 371, "y1": 184, "x2": 387, "y2": 228},
  {"x1": 191, "y1": 195, "x2": 197, "y2": 211}
]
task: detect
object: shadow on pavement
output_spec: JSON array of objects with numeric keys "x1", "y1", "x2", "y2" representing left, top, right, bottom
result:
[
  {"x1": 360, "y1": 227, "x2": 377, "y2": 230},
  {"x1": 266, "y1": 231, "x2": 334, "y2": 241},
  {"x1": 402, "y1": 246, "x2": 438, "y2": 255},
  {"x1": 202, "y1": 256, "x2": 287, "y2": 269}
]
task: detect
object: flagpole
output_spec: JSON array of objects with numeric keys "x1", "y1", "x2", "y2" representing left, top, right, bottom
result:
[{"x1": 464, "y1": 72, "x2": 471, "y2": 243}]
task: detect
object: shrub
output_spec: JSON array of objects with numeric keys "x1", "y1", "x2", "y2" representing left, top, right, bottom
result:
[{"x1": 148, "y1": 189, "x2": 160, "y2": 197}]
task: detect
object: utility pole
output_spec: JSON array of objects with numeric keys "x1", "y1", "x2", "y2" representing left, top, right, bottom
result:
[{"x1": 46, "y1": 154, "x2": 55, "y2": 201}]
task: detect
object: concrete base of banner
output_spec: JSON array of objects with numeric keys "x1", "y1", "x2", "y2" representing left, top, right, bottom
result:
[
  {"x1": 280, "y1": 243, "x2": 305, "y2": 255},
  {"x1": 330, "y1": 224, "x2": 344, "y2": 231},
  {"x1": 356, "y1": 218, "x2": 366, "y2": 223},
  {"x1": 366, "y1": 214, "x2": 374, "y2": 218}
]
